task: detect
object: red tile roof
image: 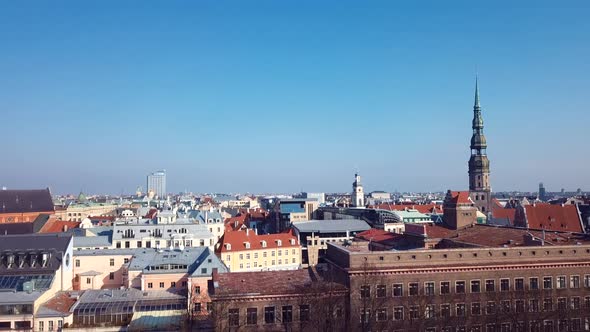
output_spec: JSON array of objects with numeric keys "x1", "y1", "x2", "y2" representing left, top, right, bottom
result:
[
  {"x1": 39, "y1": 217, "x2": 80, "y2": 233},
  {"x1": 212, "y1": 268, "x2": 346, "y2": 297},
  {"x1": 492, "y1": 208, "x2": 516, "y2": 224},
  {"x1": 41, "y1": 292, "x2": 77, "y2": 314},
  {"x1": 218, "y1": 228, "x2": 300, "y2": 253},
  {"x1": 524, "y1": 203, "x2": 583, "y2": 233},
  {"x1": 450, "y1": 191, "x2": 472, "y2": 204},
  {"x1": 355, "y1": 229, "x2": 403, "y2": 243}
]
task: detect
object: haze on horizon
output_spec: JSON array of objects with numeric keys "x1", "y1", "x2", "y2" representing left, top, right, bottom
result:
[{"x1": 1, "y1": 1, "x2": 589, "y2": 195}]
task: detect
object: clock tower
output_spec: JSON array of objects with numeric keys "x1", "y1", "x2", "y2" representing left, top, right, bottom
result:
[{"x1": 468, "y1": 78, "x2": 492, "y2": 213}]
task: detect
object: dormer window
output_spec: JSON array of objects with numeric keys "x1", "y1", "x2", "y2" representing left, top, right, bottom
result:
[
  {"x1": 261, "y1": 240, "x2": 267, "y2": 248},
  {"x1": 244, "y1": 242, "x2": 251, "y2": 249},
  {"x1": 225, "y1": 243, "x2": 231, "y2": 250},
  {"x1": 290, "y1": 239, "x2": 295, "y2": 245},
  {"x1": 276, "y1": 240, "x2": 282, "y2": 247}
]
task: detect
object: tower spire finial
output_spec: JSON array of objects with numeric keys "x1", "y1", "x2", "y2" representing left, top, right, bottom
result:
[{"x1": 474, "y1": 75, "x2": 480, "y2": 108}]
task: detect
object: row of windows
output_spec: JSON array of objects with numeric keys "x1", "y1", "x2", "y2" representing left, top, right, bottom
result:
[
  {"x1": 231, "y1": 249, "x2": 297, "y2": 261},
  {"x1": 147, "y1": 281, "x2": 188, "y2": 289},
  {"x1": 75, "y1": 257, "x2": 130, "y2": 268},
  {"x1": 237, "y1": 258, "x2": 298, "y2": 269},
  {"x1": 228, "y1": 305, "x2": 337, "y2": 326},
  {"x1": 392, "y1": 318, "x2": 587, "y2": 332},
  {"x1": 115, "y1": 239, "x2": 212, "y2": 248},
  {"x1": 379, "y1": 248, "x2": 590, "y2": 262},
  {"x1": 360, "y1": 297, "x2": 590, "y2": 322},
  {"x1": 361, "y1": 276, "x2": 590, "y2": 298}
]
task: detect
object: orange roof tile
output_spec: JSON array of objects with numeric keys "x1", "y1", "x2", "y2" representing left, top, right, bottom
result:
[
  {"x1": 524, "y1": 204, "x2": 583, "y2": 233},
  {"x1": 39, "y1": 217, "x2": 80, "y2": 233},
  {"x1": 218, "y1": 228, "x2": 300, "y2": 253}
]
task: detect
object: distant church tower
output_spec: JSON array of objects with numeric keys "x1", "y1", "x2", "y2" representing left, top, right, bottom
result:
[
  {"x1": 468, "y1": 78, "x2": 492, "y2": 213},
  {"x1": 352, "y1": 173, "x2": 365, "y2": 207}
]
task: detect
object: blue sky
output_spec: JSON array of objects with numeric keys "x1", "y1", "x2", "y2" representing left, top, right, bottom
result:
[{"x1": 1, "y1": 1, "x2": 589, "y2": 195}]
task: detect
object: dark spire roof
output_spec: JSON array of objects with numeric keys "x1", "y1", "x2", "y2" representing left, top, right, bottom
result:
[
  {"x1": 0, "y1": 189, "x2": 54, "y2": 214},
  {"x1": 474, "y1": 76, "x2": 480, "y2": 108}
]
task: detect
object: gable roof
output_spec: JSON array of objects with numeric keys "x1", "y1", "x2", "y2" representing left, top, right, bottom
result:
[
  {"x1": 0, "y1": 189, "x2": 54, "y2": 214},
  {"x1": 218, "y1": 228, "x2": 299, "y2": 253},
  {"x1": 524, "y1": 203, "x2": 583, "y2": 233}
]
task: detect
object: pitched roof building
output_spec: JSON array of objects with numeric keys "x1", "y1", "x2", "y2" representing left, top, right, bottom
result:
[{"x1": 0, "y1": 188, "x2": 54, "y2": 223}]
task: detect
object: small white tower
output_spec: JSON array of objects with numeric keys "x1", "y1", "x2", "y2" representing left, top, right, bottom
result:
[{"x1": 351, "y1": 173, "x2": 365, "y2": 207}]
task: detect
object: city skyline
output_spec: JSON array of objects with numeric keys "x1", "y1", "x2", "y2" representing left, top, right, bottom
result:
[{"x1": 1, "y1": 2, "x2": 589, "y2": 194}]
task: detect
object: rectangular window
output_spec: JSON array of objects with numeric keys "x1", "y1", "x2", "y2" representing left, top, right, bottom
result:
[
  {"x1": 515, "y1": 300, "x2": 525, "y2": 313},
  {"x1": 486, "y1": 302, "x2": 496, "y2": 315},
  {"x1": 584, "y1": 275, "x2": 590, "y2": 287},
  {"x1": 109, "y1": 272, "x2": 114, "y2": 280},
  {"x1": 543, "y1": 298, "x2": 552, "y2": 311},
  {"x1": 86, "y1": 278, "x2": 91, "y2": 284},
  {"x1": 556, "y1": 275, "x2": 566, "y2": 289},
  {"x1": 456, "y1": 303, "x2": 466, "y2": 317},
  {"x1": 440, "y1": 281, "x2": 450, "y2": 294},
  {"x1": 456, "y1": 281, "x2": 465, "y2": 294},
  {"x1": 171, "y1": 282, "x2": 176, "y2": 288},
  {"x1": 393, "y1": 307, "x2": 404, "y2": 320},
  {"x1": 109, "y1": 258, "x2": 114, "y2": 266},
  {"x1": 75, "y1": 259, "x2": 80, "y2": 267},
  {"x1": 159, "y1": 282, "x2": 164, "y2": 288},
  {"x1": 529, "y1": 299, "x2": 539, "y2": 312},
  {"x1": 471, "y1": 280, "x2": 481, "y2": 293},
  {"x1": 409, "y1": 282, "x2": 419, "y2": 296},
  {"x1": 282, "y1": 306, "x2": 292, "y2": 323},
  {"x1": 376, "y1": 284, "x2": 386, "y2": 298},
  {"x1": 229, "y1": 308, "x2": 239, "y2": 327},
  {"x1": 440, "y1": 304, "x2": 451, "y2": 318},
  {"x1": 500, "y1": 278, "x2": 510, "y2": 291},
  {"x1": 393, "y1": 283, "x2": 403, "y2": 297},
  {"x1": 137, "y1": 241, "x2": 142, "y2": 248},
  {"x1": 246, "y1": 308, "x2": 257, "y2": 325},
  {"x1": 409, "y1": 306, "x2": 419, "y2": 319},
  {"x1": 557, "y1": 297, "x2": 567, "y2": 310},
  {"x1": 501, "y1": 300, "x2": 510, "y2": 313},
  {"x1": 530, "y1": 277, "x2": 539, "y2": 290},
  {"x1": 300, "y1": 305, "x2": 310, "y2": 322},
  {"x1": 485, "y1": 279, "x2": 495, "y2": 292},
  {"x1": 515, "y1": 278, "x2": 524, "y2": 291},
  {"x1": 147, "y1": 282, "x2": 153, "y2": 289},
  {"x1": 471, "y1": 302, "x2": 481, "y2": 315},
  {"x1": 48, "y1": 321, "x2": 53, "y2": 331},
  {"x1": 571, "y1": 275, "x2": 580, "y2": 288},
  {"x1": 264, "y1": 307, "x2": 275, "y2": 324},
  {"x1": 124, "y1": 258, "x2": 129, "y2": 264},
  {"x1": 376, "y1": 308, "x2": 387, "y2": 321},
  {"x1": 360, "y1": 309, "x2": 370, "y2": 323},
  {"x1": 543, "y1": 276, "x2": 553, "y2": 289},
  {"x1": 425, "y1": 282, "x2": 435, "y2": 295},
  {"x1": 360, "y1": 285, "x2": 370, "y2": 298},
  {"x1": 425, "y1": 305, "x2": 435, "y2": 319},
  {"x1": 571, "y1": 296, "x2": 581, "y2": 309}
]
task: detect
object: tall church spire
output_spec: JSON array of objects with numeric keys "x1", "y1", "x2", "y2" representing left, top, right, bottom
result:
[
  {"x1": 474, "y1": 76, "x2": 480, "y2": 108},
  {"x1": 468, "y1": 77, "x2": 491, "y2": 212}
]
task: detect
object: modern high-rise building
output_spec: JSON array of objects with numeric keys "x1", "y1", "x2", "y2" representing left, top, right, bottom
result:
[
  {"x1": 468, "y1": 78, "x2": 492, "y2": 213},
  {"x1": 146, "y1": 170, "x2": 166, "y2": 198}
]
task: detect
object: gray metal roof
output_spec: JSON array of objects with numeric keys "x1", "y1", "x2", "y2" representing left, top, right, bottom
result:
[
  {"x1": 293, "y1": 219, "x2": 371, "y2": 233},
  {"x1": 73, "y1": 235, "x2": 112, "y2": 248},
  {"x1": 73, "y1": 248, "x2": 140, "y2": 257},
  {"x1": 111, "y1": 223, "x2": 213, "y2": 242},
  {"x1": 127, "y1": 247, "x2": 227, "y2": 276}
]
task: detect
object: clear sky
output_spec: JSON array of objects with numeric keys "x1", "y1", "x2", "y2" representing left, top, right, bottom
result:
[{"x1": 1, "y1": 1, "x2": 589, "y2": 195}]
